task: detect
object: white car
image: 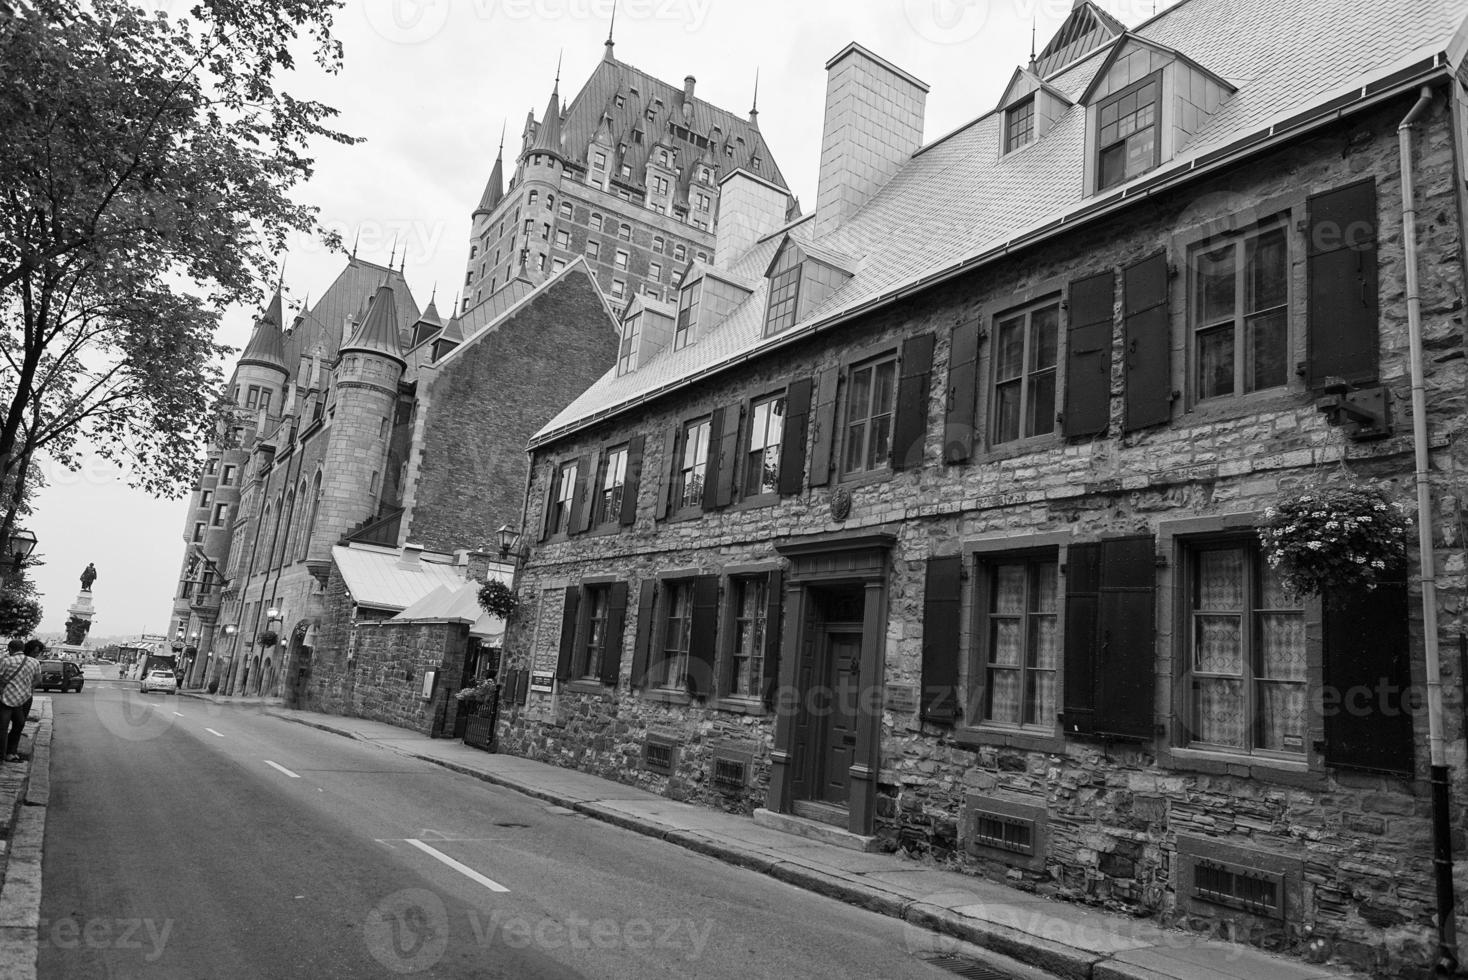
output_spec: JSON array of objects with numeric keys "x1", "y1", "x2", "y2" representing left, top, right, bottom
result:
[{"x1": 140, "y1": 669, "x2": 178, "y2": 695}]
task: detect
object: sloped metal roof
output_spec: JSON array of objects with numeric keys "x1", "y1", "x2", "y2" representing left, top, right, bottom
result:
[{"x1": 331, "y1": 545, "x2": 466, "y2": 612}]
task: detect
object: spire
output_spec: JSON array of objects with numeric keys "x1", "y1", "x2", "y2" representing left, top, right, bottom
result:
[
  {"x1": 341, "y1": 284, "x2": 406, "y2": 367},
  {"x1": 749, "y1": 68, "x2": 760, "y2": 126},
  {"x1": 240, "y1": 288, "x2": 288, "y2": 373},
  {"x1": 530, "y1": 62, "x2": 564, "y2": 158},
  {"x1": 1029, "y1": 18, "x2": 1037, "y2": 68},
  {"x1": 388, "y1": 234, "x2": 398, "y2": 270},
  {"x1": 474, "y1": 124, "x2": 507, "y2": 217},
  {"x1": 604, "y1": 3, "x2": 615, "y2": 60},
  {"x1": 350, "y1": 227, "x2": 359, "y2": 259}
]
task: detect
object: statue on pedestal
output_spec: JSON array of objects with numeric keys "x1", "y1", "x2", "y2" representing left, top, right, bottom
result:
[{"x1": 80, "y1": 563, "x2": 97, "y2": 592}]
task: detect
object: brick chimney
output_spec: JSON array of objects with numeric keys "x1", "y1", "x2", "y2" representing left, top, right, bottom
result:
[
  {"x1": 714, "y1": 168, "x2": 791, "y2": 266},
  {"x1": 813, "y1": 43, "x2": 928, "y2": 239}
]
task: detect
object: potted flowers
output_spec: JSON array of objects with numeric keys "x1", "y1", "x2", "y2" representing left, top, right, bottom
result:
[
  {"x1": 258, "y1": 630, "x2": 279, "y2": 648},
  {"x1": 1258, "y1": 483, "x2": 1410, "y2": 599},
  {"x1": 477, "y1": 579, "x2": 520, "y2": 620}
]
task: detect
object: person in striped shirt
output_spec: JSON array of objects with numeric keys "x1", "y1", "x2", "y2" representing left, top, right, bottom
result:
[{"x1": 0, "y1": 640, "x2": 40, "y2": 764}]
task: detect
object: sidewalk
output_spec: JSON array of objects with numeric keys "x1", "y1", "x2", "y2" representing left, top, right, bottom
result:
[
  {"x1": 194, "y1": 694, "x2": 1361, "y2": 980},
  {"x1": 0, "y1": 698, "x2": 53, "y2": 980}
]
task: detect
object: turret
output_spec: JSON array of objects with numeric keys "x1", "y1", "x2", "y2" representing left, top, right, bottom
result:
[{"x1": 233, "y1": 288, "x2": 289, "y2": 420}]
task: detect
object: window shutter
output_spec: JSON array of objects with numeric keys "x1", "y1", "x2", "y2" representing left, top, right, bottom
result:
[
  {"x1": 555, "y1": 586, "x2": 580, "y2": 681},
  {"x1": 1095, "y1": 535, "x2": 1156, "y2": 739},
  {"x1": 569, "y1": 454, "x2": 592, "y2": 534},
  {"x1": 619, "y1": 435, "x2": 645, "y2": 526},
  {"x1": 687, "y1": 575, "x2": 720, "y2": 697},
  {"x1": 1063, "y1": 272, "x2": 1113, "y2": 438},
  {"x1": 808, "y1": 367, "x2": 839, "y2": 488},
  {"x1": 600, "y1": 582, "x2": 630, "y2": 687},
  {"x1": 629, "y1": 580, "x2": 657, "y2": 689},
  {"x1": 944, "y1": 316, "x2": 980, "y2": 463},
  {"x1": 892, "y1": 333, "x2": 936, "y2": 471},
  {"x1": 1122, "y1": 253, "x2": 1170, "y2": 432},
  {"x1": 1062, "y1": 542, "x2": 1101, "y2": 735},
  {"x1": 1323, "y1": 581, "x2": 1413, "y2": 773},
  {"x1": 920, "y1": 555, "x2": 962, "y2": 724},
  {"x1": 513, "y1": 668, "x2": 530, "y2": 705},
  {"x1": 778, "y1": 379, "x2": 813, "y2": 496},
  {"x1": 760, "y1": 570, "x2": 784, "y2": 706},
  {"x1": 1307, "y1": 179, "x2": 1380, "y2": 387},
  {"x1": 538, "y1": 464, "x2": 556, "y2": 541},
  {"x1": 714, "y1": 403, "x2": 740, "y2": 507},
  {"x1": 654, "y1": 425, "x2": 678, "y2": 520},
  {"x1": 700, "y1": 409, "x2": 725, "y2": 511}
]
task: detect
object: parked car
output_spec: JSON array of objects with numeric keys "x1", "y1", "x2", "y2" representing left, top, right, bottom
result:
[
  {"x1": 140, "y1": 669, "x2": 177, "y2": 695},
  {"x1": 37, "y1": 660, "x2": 83, "y2": 693}
]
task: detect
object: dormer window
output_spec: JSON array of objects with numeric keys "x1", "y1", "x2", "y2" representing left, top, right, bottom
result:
[
  {"x1": 617, "y1": 313, "x2": 640, "y2": 377},
  {"x1": 1096, "y1": 73, "x2": 1160, "y2": 191},
  {"x1": 660, "y1": 149, "x2": 670, "y2": 166},
  {"x1": 614, "y1": 94, "x2": 625, "y2": 108},
  {"x1": 1004, "y1": 97, "x2": 1035, "y2": 153},
  {"x1": 765, "y1": 245, "x2": 801, "y2": 336},
  {"x1": 674, "y1": 280, "x2": 701, "y2": 350}
]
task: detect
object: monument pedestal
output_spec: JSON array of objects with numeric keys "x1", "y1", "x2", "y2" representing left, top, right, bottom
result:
[{"x1": 65, "y1": 591, "x2": 95, "y2": 647}]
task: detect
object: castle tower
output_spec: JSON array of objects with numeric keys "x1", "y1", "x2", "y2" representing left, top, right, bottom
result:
[
  {"x1": 233, "y1": 289, "x2": 290, "y2": 423},
  {"x1": 518, "y1": 75, "x2": 567, "y2": 278},
  {"x1": 309, "y1": 284, "x2": 406, "y2": 559}
]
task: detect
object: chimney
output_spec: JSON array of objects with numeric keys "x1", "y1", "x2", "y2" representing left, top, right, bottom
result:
[
  {"x1": 683, "y1": 75, "x2": 696, "y2": 107},
  {"x1": 813, "y1": 43, "x2": 928, "y2": 239},
  {"x1": 397, "y1": 542, "x2": 424, "y2": 569},
  {"x1": 715, "y1": 169, "x2": 792, "y2": 266}
]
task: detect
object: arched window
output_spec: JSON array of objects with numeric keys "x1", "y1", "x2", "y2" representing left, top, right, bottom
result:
[
  {"x1": 303, "y1": 471, "x2": 322, "y2": 560},
  {"x1": 281, "y1": 488, "x2": 296, "y2": 567},
  {"x1": 292, "y1": 479, "x2": 308, "y2": 561},
  {"x1": 267, "y1": 492, "x2": 285, "y2": 568}
]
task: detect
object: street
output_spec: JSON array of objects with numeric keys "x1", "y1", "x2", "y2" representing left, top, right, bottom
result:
[{"x1": 37, "y1": 677, "x2": 981, "y2": 979}]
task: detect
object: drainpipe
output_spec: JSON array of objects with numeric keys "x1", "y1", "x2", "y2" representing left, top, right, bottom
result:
[{"x1": 1399, "y1": 84, "x2": 1459, "y2": 976}]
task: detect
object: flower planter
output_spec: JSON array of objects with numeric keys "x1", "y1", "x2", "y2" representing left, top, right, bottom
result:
[{"x1": 1259, "y1": 483, "x2": 1410, "y2": 600}]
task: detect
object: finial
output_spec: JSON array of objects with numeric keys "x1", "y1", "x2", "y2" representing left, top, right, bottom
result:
[
  {"x1": 605, "y1": 3, "x2": 616, "y2": 57},
  {"x1": 388, "y1": 234, "x2": 398, "y2": 270},
  {"x1": 276, "y1": 258, "x2": 286, "y2": 292},
  {"x1": 750, "y1": 67, "x2": 760, "y2": 118},
  {"x1": 498, "y1": 119, "x2": 506, "y2": 155},
  {"x1": 1029, "y1": 17, "x2": 1037, "y2": 66},
  {"x1": 350, "y1": 227, "x2": 359, "y2": 259},
  {"x1": 554, "y1": 50, "x2": 562, "y2": 93}
]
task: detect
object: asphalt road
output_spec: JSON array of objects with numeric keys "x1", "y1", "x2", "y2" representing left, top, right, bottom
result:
[{"x1": 37, "y1": 678, "x2": 973, "y2": 979}]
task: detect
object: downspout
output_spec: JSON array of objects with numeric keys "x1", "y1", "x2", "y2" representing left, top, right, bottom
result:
[{"x1": 1399, "y1": 83, "x2": 1459, "y2": 976}]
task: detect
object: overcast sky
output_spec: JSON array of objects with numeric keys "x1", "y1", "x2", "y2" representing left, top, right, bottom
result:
[{"x1": 25, "y1": 0, "x2": 1179, "y2": 638}]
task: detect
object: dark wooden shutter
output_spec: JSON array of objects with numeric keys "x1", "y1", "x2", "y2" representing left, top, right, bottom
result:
[
  {"x1": 654, "y1": 425, "x2": 678, "y2": 520},
  {"x1": 760, "y1": 570, "x2": 784, "y2": 706},
  {"x1": 700, "y1": 409, "x2": 725, "y2": 511},
  {"x1": 808, "y1": 367, "x2": 839, "y2": 487},
  {"x1": 686, "y1": 575, "x2": 720, "y2": 697},
  {"x1": 513, "y1": 669, "x2": 529, "y2": 705},
  {"x1": 944, "y1": 316, "x2": 980, "y2": 463},
  {"x1": 920, "y1": 555, "x2": 962, "y2": 724},
  {"x1": 599, "y1": 582, "x2": 629, "y2": 687},
  {"x1": 778, "y1": 379, "x2": 813, "y2": 496},
  {"x1": 630, "y1": 580, "x2": 657, "y2": 689},
  {"x1": 568, "y1": 454, "x2": 592, "y2": 534},
  {"x1": 1063, "y1": 272, "x2": 1113, "y2": 438},
  {"x1": 1062, "y1": 542, "x2": 1101, "y2": 735},
  {"x1": 714, "y1": 404, "x2": 740, "y2": 507},
  {"x1": 1307, "y1": 179, "x2": 1380, "y2": 387},
  {"x1": 1094, "y1": 535, "x2": 1156, "y2": 739},
  {"x1": 892, "y1": 333, "x2": 935, "y2": 471},
  {"x1": 538, "y1": 464, "x2": 557, "y2": 541},
  {"x1": 1323, "y1": 581, "x2": 1414, "y2": 773},
  {"x1": 1122, "y1": 253, "x2": 1170, "y2": 432},
  {"x1": 555, "y1": 586, "x2": 580, "y2": 681},
  {"x1": 619, "y1": 435, "x2": 644, "y2": 526}
]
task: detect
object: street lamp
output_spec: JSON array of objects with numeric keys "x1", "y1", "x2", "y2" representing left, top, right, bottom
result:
[
  {"x1": 497, "y1": 524, "x2": 522, "y2": 562},
  {"x1": 1, "y1": 528, "x2": 38, "y2": 585},
  {"x1": 266, "y1": 607, "x2": 282, "y2": 625}
]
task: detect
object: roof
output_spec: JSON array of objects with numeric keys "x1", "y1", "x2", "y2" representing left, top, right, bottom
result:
[
  {"x1": 474, "y1": 146, "x2": 506, "y2": 216},
  {"x1": 342, "y1": 284, "x2": 406, "y2": 365},
  {"x1": 285, "y1": 258, "x2": 420, "y2": 378},
  {"x1": 238, "y1": 289, "x2": 288, "y2": 372},
  {"x1": 390, "y1": 574, "x2": 512, "y2": 642},
  {"x1": 532, "y1": 0, "x2": 1468, "y2": 446},
  {"x1": 331, "y1": 544, "x2": 467, "y2": 612}
]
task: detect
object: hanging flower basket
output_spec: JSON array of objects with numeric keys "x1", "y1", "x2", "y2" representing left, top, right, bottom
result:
[
  {"x1": 258, "y1": 630, "x2": 279, "y2": 648},
  {"x1": 1258, "y1": 483, "x2": 1411, "y2": 599},
  {"x1": 477, "y1": 579, "x2": 520, "y2": 620}
]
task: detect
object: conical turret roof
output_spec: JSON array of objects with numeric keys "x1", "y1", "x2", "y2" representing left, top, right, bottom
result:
[
  {"x1": 530, "y1": 80, "x2": 563, "y2": 158},
  {"x1": 473, "y1": 146, "x2": 505, "y2": 217},
  {"x1": 341, "y1": 284, "x2": 406, "y2": 366},
  {"x1": 416, "y1": 297, "x2": 444, "y2": 329},
  {"x1": 239, "y1": 288, "x2": 288, "y2": 373}
]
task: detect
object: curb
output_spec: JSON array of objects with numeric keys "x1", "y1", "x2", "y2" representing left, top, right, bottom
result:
[{"x1": 0, "y1": 699, "x2": 53, "y2": 980}]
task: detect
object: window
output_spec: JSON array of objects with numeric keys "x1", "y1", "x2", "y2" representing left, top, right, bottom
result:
[
  {"x1": 695, "y1": 251, "x2": 708, "y2": 263},
  {"x1": 674, "y1": 280, "x2": 701, "y2": 350},
  {"x1": 192, "y1": 523, "x2": 205, "y2": 543},
  {"x1": 245, "y1": 386, "x2": 271, "y2": 412},
  {"x1": 595, "y1": 446, "x2": 629, "y2": 526},
  {"x1": 620, "y1": 163, "x2": 632, "y2": 179},
  {"x1": 590, "y1": 213, "x2": 603, "y2": 232},
  {"x1": 978, "y1": 557, "x2": 1058, "y2": 727},
  {"x1": 550, "y1": 460, "x2": 578, "y2": 535},
  {"x1": 615, "y1": 94, "x2": 625, "y2": 108},
  {"x1": 528, "y1": 190, "x2": 537, "y2": 208},
  {"x1": 674, "y1": 417, "x2": 711, "y2": 512},
  {"x1": 652, "y1": 175, "x2": 669, "y2": 195},
  {"x1": 221, "y1": 465, "x2": 237, "y2": 486},
  {"x1": 551, "y1": 258, "x2": 566, "y2": 273},
  {"x1": 541, "y1": 223, "x2": 550, "y2": 241},
  {"x1": 586, "y1": 240, "x2": 601, "y2": 260},
  {"x1": 555, "y1": 230, "x2": 571, "y2": 249},
  {"x1": 654, "y1": 581, "x2": 693, "y2": 689},
  {"x1": 545, "y1": 194, "x2": 554, "y2": 212},
  {"x1": 200, "y1": 490, "x2": 213, "y2": 509},
  {"x1": 212, "y1": 503, "x2": 229, "y2": 526},
  {"x1": 674, "y1": 244, "x2": 686, "y2": 262},
  {"x1": 648, "y1": 262, "x2": 662, "y2": 282},
  {"x1": 523, "y1": 218, "x2": 533, "y2": 235},
  {"x1": 559, "y1": 201, "x2": 573, "y2": 219},
  {"x1": 1184, "y1": 543, "x2": 1306, "y2": 755},
  {"x1": 727, "y1": 576, "x2": 770, "y2": 697},
  {"x1": 593, "y1": 152, "x2": 606, "y2": 170},
  {"x1": 765, "y1": 246, "x2": 801, "y2": 335},
  {"x1": 611, "y1": 278, "x2": 626, "y2": 299},
  {"x1": 1005, "y1": 96, "x2": 1036, "y2": 153},
  {"x1": 536, "y1": 254, "x2": 546, "y2": 272},
  {"x1": 993, "y1": 299, "x2": 1059, "y2": 443},
  {"x1": 205, "y1": 458, "x2": 219, "y2": 476},
  {"x1": 469, "y1": 244, "x2": 478, "y2": 260},
  {"x1": 618, "y1": 223, "x2": 632, "y2": 241},
  {"x1": 695, "y1": 192, "x2": 710, "y2": 212},
  {"x1": 652, "y1": 236, "x2": 664, "y2": 253},
  {"x1": 579, "y1": 586, "x2": 610, "y2": 679},
  {"x1": 614, "y1": 249, "x2": 629, "y2": 269},
  {"x1": 659, "y1": 149, "x2": 670, "y2": 166},
  {"x1": 1192, "y1": 222, "x2": 1289, "y2": 400},
  {"x1": 379, "y1": 417, "x2": 389, "y2": 439},
  {"x1": 743, "y1": 394, "x2": 785, "y2": 496},
  {"x1": 1097, "y1": 74, "x2": 1160, "y2": 191},
  {"x1": 842, "y1": 353, "x2": 898, "y2": 475}
]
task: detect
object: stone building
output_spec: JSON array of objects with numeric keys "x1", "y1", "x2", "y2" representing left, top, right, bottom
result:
[
  {"x1": 492, "y1": 0, "x2": 1468, "y2": 974},
  {"x1": 460, "y1": 33, "x2": 793, "y2": 320},
  {"x1": 167, "y1": 257, "x2": 619, "y2": 709}
]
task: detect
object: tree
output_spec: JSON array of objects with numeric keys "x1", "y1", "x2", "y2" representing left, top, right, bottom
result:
[
  {"x1": 0, "y1": 0, "x2": 355, "y2": 548},
  {"x1": 0, "y1": 589, "x2": 42, "y2": 637}
]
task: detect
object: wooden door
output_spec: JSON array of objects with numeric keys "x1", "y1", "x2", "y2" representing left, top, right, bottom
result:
[{"x1": 813, "y1": 630, "x2": 862, "y2": 805}]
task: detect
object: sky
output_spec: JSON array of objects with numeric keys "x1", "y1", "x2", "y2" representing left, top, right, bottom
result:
[{"x1": 23, "y1": 0, "x2": 1180, "y2": 638}]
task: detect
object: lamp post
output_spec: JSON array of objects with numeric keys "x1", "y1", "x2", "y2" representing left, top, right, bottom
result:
[
  {"x1": 0, "y1": 527, "x2": 38, "y2": 591},
  {"x1": 496, "y1": 524, "x2": 522, "y2": 563}
]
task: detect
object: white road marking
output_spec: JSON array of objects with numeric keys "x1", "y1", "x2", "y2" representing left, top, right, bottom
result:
[
  {"x1": 265, "y1": 760, "x2": 300, "y2": 778},
  {"x1": 205, "y1": 728, "x2": 224, "y2": 737},
  {"x1": 405, "y1": 839, "x2": 509, "y2": 893},
  {"x1": 173, "y1": 712, "x2": 183, "y2": 717}
]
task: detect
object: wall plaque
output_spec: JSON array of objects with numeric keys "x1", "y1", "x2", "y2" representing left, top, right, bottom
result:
[{"x1": 885, "y1": 683, "x2": 918, "y2": 714}]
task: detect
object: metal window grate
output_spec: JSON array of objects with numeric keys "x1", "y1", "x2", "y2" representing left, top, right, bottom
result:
[
  {"x1": 1194, "y1": 859, "x2": 1283, "y2": 918},
  {"x1": 712, "y1": 757, "x2": 746, "y2": 792},
  {"x1": 644, "y1": 740, "x2": 675, "y2": 775},
  {"x1": 972, "y1": 812, "x2": 1035, "y2": 856}
]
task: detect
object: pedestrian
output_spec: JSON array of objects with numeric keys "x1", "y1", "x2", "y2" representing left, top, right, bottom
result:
[
  {"x1": 5, "y1": 639, "x2": 38, "y2": 762},
  {"x1": 0, "y1": 640, "x2": 40, "y2": 765}
]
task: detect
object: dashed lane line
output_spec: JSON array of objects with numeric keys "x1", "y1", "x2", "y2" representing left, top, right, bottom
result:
[
  {"x1": 205, "y1": 728, "x2": 224, "y2": 737},
  {"x1": 265, "y1": 760, "x2": 301, "y2": 778},
  {"x1": 405, "y1": 838, "x2": 510, "y2": 893}
]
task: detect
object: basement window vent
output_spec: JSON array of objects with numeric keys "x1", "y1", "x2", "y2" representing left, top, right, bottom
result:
[
  {"x1": 972, "y1": 811, "x2": 1035, "y2": 856},
  {"x1": 712, "y1": 757, "x2": 747, "y2": 792},
  {"x1": 1193, "y1": 859, "x2": 1284, "y2": 919},
  {"x1": 643, "y1": 739, "x2": 676, "y2": 775}
]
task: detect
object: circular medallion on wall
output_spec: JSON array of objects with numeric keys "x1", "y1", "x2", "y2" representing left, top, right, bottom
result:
[{"x1": 829, "y1": 487, "x2": 852, "y2": 522}]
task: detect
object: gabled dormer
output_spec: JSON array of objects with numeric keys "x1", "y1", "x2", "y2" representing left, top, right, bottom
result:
[
  {"x1": 761, "y1": 235, "x2": 855, "y2": 338},
  {"x1": 669, "y1": 264, "x2": 755, "y2": 351},
  {"x1": 1080, "y1": 33, "x2": 1235, "y2": 194},
  {"x1": 996, "y1": 67, "x2": 1073, "y2": 156},
  {"x1": 615, "y1": 295, "x2": 676, "y2": 376}
]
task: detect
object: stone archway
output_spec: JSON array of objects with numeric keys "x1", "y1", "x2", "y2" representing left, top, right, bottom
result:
[{"x1": 284, "y1": 620, "x2": 314, "y2": 707}]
